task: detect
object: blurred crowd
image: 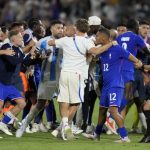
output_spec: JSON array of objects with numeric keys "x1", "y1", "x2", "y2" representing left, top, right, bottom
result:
[{"x1": 0, "y1": 0, "x2": 150, "y2": 28}]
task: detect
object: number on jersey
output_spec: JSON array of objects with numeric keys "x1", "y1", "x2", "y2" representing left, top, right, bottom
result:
[{"x1": 103, "y1": 63, "x2": 109, "y2": 71}]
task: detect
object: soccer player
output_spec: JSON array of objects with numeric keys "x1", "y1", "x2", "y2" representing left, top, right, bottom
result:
[
  {"x1": 48, "y1": 18, "x2": 117, "y2": 140},
  {"x1": 0, "y1": 30, "x2": 26, "y2": 135},
  {"x1": 82, "y1": 16, "x2": 101, "y2": 134},
  {"x1": 117, "y1": 22, "x2": 127, "y2": 36},
  {"x1": 116, "y1": 19, "x2": 150, "y2": 118},
  {"x1": 89, "y1": 28, "x2": 142, "y2": 143},
  {"x1": 16, "y1": 20, "x2": 64, "y2": 137}
]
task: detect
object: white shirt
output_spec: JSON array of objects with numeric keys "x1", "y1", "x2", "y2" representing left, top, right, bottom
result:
[{"x1": 55, "y1": 36, "x2": 95, "y2": 79}]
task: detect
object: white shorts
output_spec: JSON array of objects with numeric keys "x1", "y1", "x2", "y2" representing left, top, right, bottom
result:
[{"x1": 57, "y1": 71, "x2": 86, "y2": 104}]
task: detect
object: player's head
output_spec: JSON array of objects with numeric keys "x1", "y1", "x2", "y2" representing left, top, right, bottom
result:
[
  {"x1": 127, "y1": 19, "x2": 139, "y2": 33},
  {"x1": 96, "y1": 28, "x2": 110, "y2": 45},
  {"x1": 63, "y1": 24, "x2": 76, "y2": 37},
  {"x1": 88, "y1": 16, "x2": 101, "y2": 35},
  {"x1": 110, "y1": 29, "x2": 118, "y2": 40},
  {"x1": 28, "y1": 18, "x2": 42, "y2": 30},
  {"x1": 0, "y1": 26, "x2": 8, "y2": 42},
  {"x1": 9, "y1": 30, "x2": 23, "y2": 47},
  {"x1": 75, "y1": 18, "x2": 89, "y2": 33},
  {"x1": 117, "y1": 22, "x2": 127, "y2": 35},
  {"x1": 32, "y1": 23, "x2": 46, "y2": 40},
  {"x1": 50, "y1": 20, "x2": 64, "y2": 39},
  {"x1": 9, "y1": 22, "x2": 25, "y2": 36},
  {"x1": 139, "y1": 20, "x2": 150, "y2": 39}
]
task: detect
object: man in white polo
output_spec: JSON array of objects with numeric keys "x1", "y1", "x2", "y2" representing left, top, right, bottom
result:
[{"x1": 48, "y1": 18, "x2": 116, "y2": 140}]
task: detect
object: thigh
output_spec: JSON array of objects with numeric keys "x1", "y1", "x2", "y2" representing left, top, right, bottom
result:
[
  {"x1": 37, "y1": 81, "x2": 57, "y2": 100},
  {"x1": 57, "y1": 71, "x2": 69, "y2": 103},
  {"x1": 69, "y1": 72, "x2": 86, "y2": 104},
  {"x1": 108, "y1": 87, "x2": 124, "y2": 108},
  {"x1": 124, "y1": 81, "x2": 134, "y2": 100}
]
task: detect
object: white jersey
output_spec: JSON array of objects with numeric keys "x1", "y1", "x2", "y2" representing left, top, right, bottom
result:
[
  {"x1": 36, "y1": 36, "x2": 62, "y2": 82},
  {"x1": 55, "y1": 36, "x2": 95, "y2": 79}
]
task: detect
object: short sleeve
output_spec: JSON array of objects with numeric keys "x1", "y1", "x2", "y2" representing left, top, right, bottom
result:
[
  {"x1": 136, "y1": 35, "x2": 146, "y2": 49},
  {"x1": 86, "y1": 39, "x2": 95, "y2": 51},
  {"x1": 117, "y1": 45, "x2": 130, "y2": 59}
]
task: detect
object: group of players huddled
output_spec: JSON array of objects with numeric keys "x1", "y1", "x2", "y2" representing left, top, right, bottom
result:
[{"x1": 0, "y1": 16, "x2": 150, "y2": 143}]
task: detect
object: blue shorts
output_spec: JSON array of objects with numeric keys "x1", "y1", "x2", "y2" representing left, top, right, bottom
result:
[
  {"x1": 122, "y1": 71, "x2": 134, "y2": 83},
  {"x1": 100, "y1": 87, "x2": 124, "y2": 108},
  {"x1": 0, "y1": 82, "x2": 23, "y2": 101}
]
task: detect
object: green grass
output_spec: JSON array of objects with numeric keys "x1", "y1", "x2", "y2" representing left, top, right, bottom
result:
[{"x1": 0, "y1": 100, "x2": 150, "y2": 150}]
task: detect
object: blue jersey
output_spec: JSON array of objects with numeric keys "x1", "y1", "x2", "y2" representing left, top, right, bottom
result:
[
  {"x1": 100, "y1": 45, "x2": 130, "y2": 88},
  {"x1": 117, "y1": 31, "x2": 146, "y2": 72}
]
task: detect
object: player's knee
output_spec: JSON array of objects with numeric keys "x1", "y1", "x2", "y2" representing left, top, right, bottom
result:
[
  {"x1": 143, "y1": 101, "x2": 150, "y2": 111},
  {"x1": 109, "y1": 107, "x2": 117, "y2": 116},
  {"x1": 17, "y1": 99, "x2": 26, "y2": 109},
  {"x1": 36, "y1": 100, "x2": 45, "y2": 110}
]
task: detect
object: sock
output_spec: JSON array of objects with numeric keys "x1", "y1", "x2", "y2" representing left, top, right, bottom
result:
[
  {"x1": 62, "y1": 117, "x2": 68, "y2": 127},
  {"x1": 95, "y1": 124, "x2": 103, "y2": 135},
  {"x1": 143, "y1": 110, "x2": 150, "y2": 136},
  {"x1": 118, "y1": 127, "x2": 128, "y2": 138},
  {"x1": 2, "y1": 111, "x2": 17, "y2": 124},
  {"x1": 45, "y1": 102, "x2": 53, "y2": 122},
  {"x1": 139, "y1": 113, "x2": 147, "y2": 129}
]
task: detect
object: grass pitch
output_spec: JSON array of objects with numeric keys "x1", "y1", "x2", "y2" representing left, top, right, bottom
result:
[{"x1": 0, "y1": 101, "x2": 149, "y2": 150}]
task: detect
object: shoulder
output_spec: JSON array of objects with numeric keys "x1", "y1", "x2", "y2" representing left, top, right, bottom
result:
[{"x1": 1, "y1": 43, "x2": 11, "y2": 49}]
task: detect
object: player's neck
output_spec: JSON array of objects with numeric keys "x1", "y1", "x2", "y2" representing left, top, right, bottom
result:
[{"x1": 76, "y1": 31, "x2": 86, "y2": 37}]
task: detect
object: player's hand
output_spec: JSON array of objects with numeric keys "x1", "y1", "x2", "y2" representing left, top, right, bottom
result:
[
  {"x1": 112, "y1": 41, "x2": 118, "y2": 46},
  {"x1": 4, "y1": 48, "x2": 15, "y2": 56},
  {"x1": 30, "y1": 46, "x2": 37, "y2": 59},
  {"x1": 134, "y1": 60, "x2": 143, "y2": 69}
]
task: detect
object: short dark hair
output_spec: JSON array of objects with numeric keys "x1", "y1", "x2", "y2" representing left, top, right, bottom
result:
[
  {"x1": 117, "y1": 22, "x2": 127, "y2": 27},
  {"x1": 139, "y1": 20, "x2": 150, "y2": 26},
  {"x1": 0, "y1": 26, "x2": 8, "y2": 33},
  {"x1": 28, "y1": 18, "x2": 41, "y2": 29},
  {"x1": 75, "y1": 18, "x2": 89, "y2": 33},
  {"x1": 98, "y1": 28, "x2": 110, "y2": 38},
  {"x1": 9, "y1": 22, "x2": 24, "y2": 31},
  {"x1": 127, "y1": 19, "x2": 139, "y2": 30},
  {"x1": 8, "y1": 30, "x2": 20, "y2": 39},
  {"x1": 50, "y1": 20, "x2": 63, "y2": 27}
]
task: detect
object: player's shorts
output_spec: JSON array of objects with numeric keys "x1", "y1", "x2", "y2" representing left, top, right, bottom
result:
[
  {"x1": 37, "y1": 80, "x2": 58, "y2": 100},
  {"x1": 100, "y1": 87, "x2": 124, "y2": 108},
  {"x1": 57, "y1": 71, "x2": 86, "y2": 104},
  {"x1": 122, "y1": 70, "x2": 134, "y2": 83},
  {"x1": 133, "y1": 69, "x2": 145, "y2": 100},
  {"x1": 0, "y1": 82, "x2": 23, "y2": 101}
]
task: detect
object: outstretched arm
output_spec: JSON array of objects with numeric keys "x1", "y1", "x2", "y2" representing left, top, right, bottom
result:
[{"x1": 88, "y1": 41, "x2": 117, "y2": 55}]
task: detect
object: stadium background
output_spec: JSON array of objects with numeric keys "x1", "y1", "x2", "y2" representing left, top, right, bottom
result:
[{"x1": 0, "y1": 0, "x2": 150, "y2": 28}]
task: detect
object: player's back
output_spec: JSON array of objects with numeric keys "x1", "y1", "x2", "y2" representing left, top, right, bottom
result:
[{"x1": 117, "y1": 31, "x2": 145, "y2": 72}]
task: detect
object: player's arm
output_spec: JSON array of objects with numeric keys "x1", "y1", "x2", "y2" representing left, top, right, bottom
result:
[
  {"x1": 143, "y1": 65, "x2": 150, "y2": 71},
  {"x1": 88, "y1": 41, "x2": 117, "y2": 55},
  {"x1": 0, "y1": 48, "x2": 15, "y2": 56},
  {"x1": 48, "y1": 40, "x2": 56, "y2": 46},
  {"x1": 128, "y1": 54, "x2": 143, "y2": 68}
]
